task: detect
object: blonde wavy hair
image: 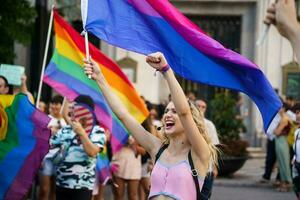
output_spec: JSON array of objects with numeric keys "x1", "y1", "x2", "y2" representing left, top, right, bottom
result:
[
  {"x1": 187, "y1": 100, "x2": 219, "y2": 168},
  {"x1": 161, "y1": 100, "x2": 219, "y2": 168}
]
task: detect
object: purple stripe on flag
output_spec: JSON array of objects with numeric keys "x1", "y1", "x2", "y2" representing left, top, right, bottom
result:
[
  {"x1": 131, "y1": 0, "x2": 257, "y2": 69},
  {"x1": 84, "y1": 0, "x2": 282, "y2": 131},
  {"x1": 4, "y1": 110, "x2": 50, "y2": 199}
]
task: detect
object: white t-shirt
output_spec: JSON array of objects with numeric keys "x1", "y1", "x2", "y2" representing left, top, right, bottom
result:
[
  {"x1": 293, "y1": 128, "x2": 300, "y2": 162},
  {"x1": 204, "y1": 118, "x2": 220, "y2": 173},
  {"x1": 45, "y1": 115, "x2": 67, "y2": 159},
  {"x1": 48, "y1": 115, "x2": 67, "y2": 130},
  {"x1": 266, "y1": 113, "x2": 281, "y2": 141},
  {"x1": 204, "y1": 118, "x2": 220, "y2": 145}
]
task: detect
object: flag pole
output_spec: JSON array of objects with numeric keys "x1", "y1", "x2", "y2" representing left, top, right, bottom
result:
[
  {"x1": 256, "y1": 0, "x2": 275, "y2": 46},
  {"x1": 83, "y1": 30, "x2": 91, "y2": 78},
  {"x1": 36, "y1": 5, "x2": 55, "y2": 108}
]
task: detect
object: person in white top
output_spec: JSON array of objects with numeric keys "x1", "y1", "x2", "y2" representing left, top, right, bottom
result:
[
  {"x1": 195, "y1": 99, "x2": 219, "y2": 199},
  {"x1": 292, "y1": 103, "x2": 300, "y2": 198},
  {"x1": 196, "y1": 100, "x2": 219, "y2": 145},
  {"x1": 39, "y1": 95, "x2": 67, "y2": 200}
]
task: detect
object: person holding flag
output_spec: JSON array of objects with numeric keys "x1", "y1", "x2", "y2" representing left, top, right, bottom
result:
[
  {"x1": 264, "y1": 0, "x2": 300, "y2": 62},
  {"x1": 84, "y1": 52, "x2": 218, "y2": 200},
  {"x1": 50, "y1": 95, "x2": 105, "y2": 200}
]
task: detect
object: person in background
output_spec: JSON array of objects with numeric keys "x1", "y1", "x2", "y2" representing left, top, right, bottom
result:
[
  {"x1": 39, "y1": 95, "x2": 67, "y2": 200},
  {"x1": 196, "y1": 99, "x2": 220, "y2": 199},
  {"x1": 196, "y1": 99, "x2": 220, "y2": 147},
  {"x1": 260, "y1": 112, "x2": 281, "y2": 185},
  {"x1": 0, "y1": 75, "x2": 13, "y2": 94},
  {"x1": 274, "y1": 103, "x2": 292, "y2": 192},
  {"x1": 264, "y1": 0, "x2": 300, "y2": 62},
  {"x1": 291, "y1": 103, "x2": 300, "y2": 198},
  {"x1": 13, "y1": 74, "x2": 34, "y2": 103},
  {"x1": 286, "y1": 96, "x2": 295, "y2": 110},
  {"x1": 110, "y1": 135, "x2": 143, "y2": 200},
  {"x1": 52, "y1": 95, "x2": 104, "y2": 200},
  {"x1": 149, "y1": 105, "x2": 163, "y2": 131},
  {"x1": 38, "y1": 101, "x2": 48, "y2": 114},
  {"x1": 186, "y1": 91, "x2": 196, "y2": 102}
]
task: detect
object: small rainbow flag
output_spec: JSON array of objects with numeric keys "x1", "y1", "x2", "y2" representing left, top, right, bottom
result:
[
  {"x1": 96, "y1": 146, "x2": 111, "y2": 185},
  {"x1": 0, "y1": 94, "x2": 51, "y2": 200},
  {"x1": 43, "y1": 11, "x2": 148, "y2": 153}
]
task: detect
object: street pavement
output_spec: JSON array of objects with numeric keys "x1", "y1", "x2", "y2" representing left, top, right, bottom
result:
[
  {"x1": 212, "y1": 157, "x2": 295, "y2": 200},
  {"x1": 103, "y1": 157, "x2": 296, "y2": 199}
]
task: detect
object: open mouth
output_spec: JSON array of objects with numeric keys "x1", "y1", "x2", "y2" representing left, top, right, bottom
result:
[{"x1": 165, "y1": 121, "x2": 175, "y2": 130}]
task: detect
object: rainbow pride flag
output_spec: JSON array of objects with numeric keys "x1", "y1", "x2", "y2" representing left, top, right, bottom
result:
[
  {"x1": 96, "y1": 146, "x2": 111, "y2": 185},
  {"x1": 81, "y1": 0, "x2": 282, "y2": 131},
  {"x1": 43, "y1": 11, "x2": 148, "y2": 153},
  {"x1": 0, "y1": 94, "x2": 51, "y2": 200}
]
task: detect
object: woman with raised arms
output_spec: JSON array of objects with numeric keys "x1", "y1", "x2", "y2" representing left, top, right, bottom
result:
[{"x1": 84, "y1": 52, "x2": 218, "y2": 200}]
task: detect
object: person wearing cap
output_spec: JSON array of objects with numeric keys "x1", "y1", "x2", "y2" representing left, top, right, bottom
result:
[{"x1": 50, "y1": 95, "x2": 106, "y2": 200}]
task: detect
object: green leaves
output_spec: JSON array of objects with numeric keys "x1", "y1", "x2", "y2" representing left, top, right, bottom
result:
[
  {"x1": 0, "y1": 0, "x2": 36, "y2": 63},
  {"x1": 211, "y1": 91, "x2": 248, "y2": 156}
]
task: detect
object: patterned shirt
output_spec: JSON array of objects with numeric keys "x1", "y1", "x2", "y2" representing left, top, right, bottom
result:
[{"x1": 50, "y1": 125, "x2": 105, "y2": 190}]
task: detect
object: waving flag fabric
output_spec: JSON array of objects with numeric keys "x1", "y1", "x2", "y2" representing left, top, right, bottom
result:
[
  {"x1": 0, "y1": 94, "x2": 51, "y2": 200},
  {"x1": 96, "y1": 146, "x2": 111, "y2": 185},
  {"x1": 43, "y1": 11, "x2": 148, "y2": 152},
  {"x1": 81, "y1": 0, "x2": 282, "y2": 131}
]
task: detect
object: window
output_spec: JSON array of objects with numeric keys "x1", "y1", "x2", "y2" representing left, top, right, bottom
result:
[{"x1": 282, "y1": 62, "x2": 300, "y2": 101}]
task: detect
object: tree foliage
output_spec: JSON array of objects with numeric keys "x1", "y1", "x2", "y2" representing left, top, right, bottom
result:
[
  {"x1": 211, "y1": 91, "x2": 248, "y2": 157},
  {"x1": 0, "y1": 0, "x2": 36, "y2": 63}
]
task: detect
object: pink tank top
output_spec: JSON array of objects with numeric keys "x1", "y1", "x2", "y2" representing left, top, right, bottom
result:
[{"x1": 149, "y1": 160, "x2": 204, "y2": 200}]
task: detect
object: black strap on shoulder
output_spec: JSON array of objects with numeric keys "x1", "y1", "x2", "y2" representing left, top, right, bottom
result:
[
  {"x1": 155, "y1": 143, "x2": 169, "y2": 163},
  {"x1": 188, "y1": 150, "x2": 202, "y2": 200}
]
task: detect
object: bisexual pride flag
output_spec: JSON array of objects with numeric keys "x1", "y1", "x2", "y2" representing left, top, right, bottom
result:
[{"x1": 81, "y1": 0, "x2": 282, "y2": 131}]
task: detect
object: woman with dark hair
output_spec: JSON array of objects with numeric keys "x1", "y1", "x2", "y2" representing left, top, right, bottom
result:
[
  {"x1": 0, "y1": 75, "x2": 13, "y2": 94},
  {"x1": 84, "y1": 52, "x2": 218, "y2": 200}
]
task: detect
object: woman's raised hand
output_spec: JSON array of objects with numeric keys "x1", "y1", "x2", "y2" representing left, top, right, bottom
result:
[
  {"x1": 83, "y1": 58, "x2": 102, "y2": 81},
  {"x1": 146, "y1": 52, "x2": 168, "y2": 71}
]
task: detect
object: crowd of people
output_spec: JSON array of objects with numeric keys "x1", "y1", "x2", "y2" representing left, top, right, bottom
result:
[
  {"x1": 261, "y1": 96, "x2": 300, "y2": 193},
  {"x1": 1, "y1": 0, "x2": 300, "y2": 199}
]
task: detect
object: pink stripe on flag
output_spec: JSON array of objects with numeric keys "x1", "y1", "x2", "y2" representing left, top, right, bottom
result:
[
  {"x1": 110, "y1": 135, "x2": 124, "y2": 153},
  {"x1": 128, "y1": 0, "x2": 161, "y2": 17},
  {"x1": 144, "y1": 0, "x2": 258, "y2": 69}
]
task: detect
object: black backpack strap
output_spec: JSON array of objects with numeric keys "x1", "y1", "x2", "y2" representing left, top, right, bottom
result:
[
  {"x1": 188, "y1": 150, "x2": 203, "y2": 200},
  {"x1": 155, "y1": 143, "x2": 169, "y2": 163}
]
